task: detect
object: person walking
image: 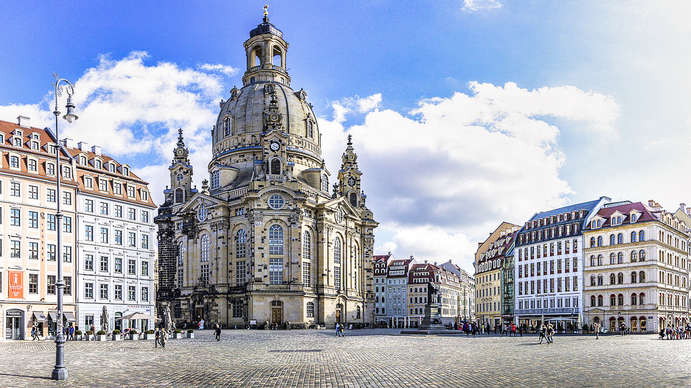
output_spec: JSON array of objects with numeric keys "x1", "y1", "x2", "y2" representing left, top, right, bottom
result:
[
  {"x1": 215, "y1": 324, "x2": 221, "y2": 341},
  {"x1": 160, "y1": 328, "x2": 167, "y2": 348},
  {"x1": 538, "y1": 324, "x2": 546, "y2": 344},
  {"x1": 547, "y1": 323, "x2": 555, "y2": 344},
  {"x1": 593, "y1": 322, "x2": 600, "y2": 339},
  {"x1": 511, "y1": 323, "x2": 516, "y2": 337},
  {"x1": 155, "y1": 328, "x2": 160, "y2": 348},
  {"x1": 31, "y1": 326, "x2": 37, "y2": 341}
]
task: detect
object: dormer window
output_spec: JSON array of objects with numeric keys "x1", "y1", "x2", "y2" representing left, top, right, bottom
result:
[
  {"x1": 46, "y1": 162, "x2": 55, "y2": 176},
  {"x1": 84, "y1": 177, "x2": 93, "y2": 189},
  {"x1": 9, "y1": 155, "x2": 19, "y2": 169},
  {"x1": 95, "y1": 159, "x2": 102, "y2": 169},
  {"x1": 31, "y1": 141, "x2": 39, "y2": 150},
  {"x1": 98, "y1": 178, "x2": 108, "y2": 191},
  {"x1": 127, "y1": 185, "x2": 135, "y2": 198},
  {"x1": 62, "y1": 166, "x2": 72, "y2": 179},
  {"x1": 108, "y1": 163, "x2": 115, "y2": 173},
  {"x1": 28, "y1": 159, "x2": 37, "y2": 172},
  {"x1": 49, "y1": 145, "x2": 57, "y2": 154},
  {"x1": 141, "y1": 190, "x2": 149, "y2": 201},
  {"x1": 0, "y1": 134, "x2": 4, "y2": 144},
  {"x1": 630, "y1": 213, "x2": 639, "y2": 223},
  {"x1": 113, "y1": 182, "x2": 122, "y2": 195},
  {"x1": 79, "y1": 155, "x2": 87, "y2": 165},
  {"x1": 13, "y1": 137, "x2": 22, "y2": 147},
  {"x1": 123, "y1": 167, "x2": 129, "y2": 176}
]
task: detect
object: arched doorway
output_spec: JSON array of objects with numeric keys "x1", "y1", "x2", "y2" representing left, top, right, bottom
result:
[
  {"x1": 659, "y1": 317, "x2": 665, "y2": 330},
  {"x1": 271, "y1": 300, "x2": 283, "y2": 325},
  {"x1": 617, "y1": 317, "x2": 625, "y2": 331},
  {"x1": 5, "y1": 309, "x2": 25, "y2": 340},
  {"x1": 335, "y1": 303, "x2": 343, "y2": 323},
  {"x1": 630, "y1": 317, "x2": 638, "y2": 332},
  {"x1": 609, "y1": 317, "x2": 616, "y2": 332},
  {"x1": 639, "y1": 317, "x2": 647, "y2": 332}
]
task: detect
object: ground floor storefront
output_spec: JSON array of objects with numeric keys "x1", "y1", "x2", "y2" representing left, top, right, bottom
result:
[
  {"x1": 76, "y1": 303, "x2": 154, "y2": 333},
  {"x1": 0, "y1": 303, "x2": 77, "y2": 340},
  {"x1": 585, "y1": 308, "x2": 689, "y2": 333}
]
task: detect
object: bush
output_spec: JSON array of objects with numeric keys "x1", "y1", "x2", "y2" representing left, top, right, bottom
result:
[
  {"x1": 113, "y1": 329, "x2": 121, "y2": 335},
  {"x1": 146, "y1": 330, "x2": 154, "y2": 334},
  {"x1": 129, "y1": 330, "x2": 138, "y2": 335},
  {"x1": 75, "y1": 330, "x2": 82, "y2": 335},
  {"x1": 187, "y1": 329, "x2": 194, "y2": 333},
  {"x1": 86, "y1": 330, "x2": 93, "y2": 335},
  {"x1": 96, "y1": 330, "x2": 106, "y2": 335},
  {"x1": 175, "y1": 329, "x2": 182, "y2": 334}
]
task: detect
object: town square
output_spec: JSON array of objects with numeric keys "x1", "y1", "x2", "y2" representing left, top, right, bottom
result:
[
  {"x1": 2, "y1": 330, "x2": 691, "y2": 387},
  {"x1": 1, "y1": 1, "x2": 691, "y2": 386}
]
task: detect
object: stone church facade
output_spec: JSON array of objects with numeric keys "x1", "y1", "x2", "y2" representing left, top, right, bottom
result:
[{"x1": 156, "y1": 13, "x2": 378, "y2": 328}]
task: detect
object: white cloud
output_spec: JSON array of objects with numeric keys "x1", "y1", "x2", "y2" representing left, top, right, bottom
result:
[
  {"x1": 0, "y1": 51, "x2": 229, "y2": 206},
  {"x1": 462, "y1": 0, "x2": 502, "y2": 12},
  {"x1": 320, "y1": 84, "x2": 618, "y2": 271},
  {"x1": 198, "y1": 63, "x2": 239, "y2": 76},
  {"x1": 330, "y1": 94, "x2": 382, "y2": 124}
]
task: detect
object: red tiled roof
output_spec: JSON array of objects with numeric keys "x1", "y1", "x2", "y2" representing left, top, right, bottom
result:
[{"x1": 591, "y1": 202, "x2": 656, "y2": 228}]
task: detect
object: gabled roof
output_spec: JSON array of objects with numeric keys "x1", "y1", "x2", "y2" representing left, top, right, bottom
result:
[{"x1": 528, "y1": 198, "x2": 603, "y2": 221}]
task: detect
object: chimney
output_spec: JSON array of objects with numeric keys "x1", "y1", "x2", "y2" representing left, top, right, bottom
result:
[
  {"x1": 91, "y1": 145, "x2": 102, "y2": 155},
  {"x1": 681, "y1": 203, "x2": 687, "y2": 212},
  {"x1": 16, "y1": 115, "x2": 30, "y2": 127},
  {"x1": 62, "y1": 138, "x2": 76, "y2": 148},
  {"x1": 78, "y1": 141, "x2": 89, "y2": 151}
]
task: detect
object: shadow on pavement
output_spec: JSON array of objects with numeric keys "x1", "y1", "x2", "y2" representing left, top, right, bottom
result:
[{"x1": 0, "y1": 372, "x2": 52, "y2": 381}]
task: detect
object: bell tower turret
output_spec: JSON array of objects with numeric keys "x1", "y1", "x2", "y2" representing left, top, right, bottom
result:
[
  {"x1": 169, "y1": 128, "x2": 194, "y2": 204},
  {"x1": 338, "y1": 135, "x2": 364, "y2": 208},
  {"x1": 242, "y1": 6, "x2": 291, "y2": 87}
]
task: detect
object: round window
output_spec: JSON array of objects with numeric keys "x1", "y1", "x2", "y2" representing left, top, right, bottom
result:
[{"x1": 268, "y1": 194, "x2": 285, "y2": 209}]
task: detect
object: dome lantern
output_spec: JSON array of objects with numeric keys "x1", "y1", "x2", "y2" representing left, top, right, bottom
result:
[{"x1": 242, "y1": 7, "x2": 290, "y2": 87}]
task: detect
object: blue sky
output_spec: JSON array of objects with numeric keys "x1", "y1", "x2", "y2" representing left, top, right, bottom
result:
[{"x1": 1, "y1": 1, "x2": 689, "y2": 271}]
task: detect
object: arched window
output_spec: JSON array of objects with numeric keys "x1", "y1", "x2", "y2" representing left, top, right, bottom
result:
[
  {"x1": 597, "y1": 275, "x2": 603, "y2": 285},
  {"x1": 200, "y1": 234, "x2": 209, "y2": 262},
  {"x1": 609, "y1": 253, "x2": 616, "y2": 265},
  {"x1": 597, "y1": 255, "x2": 603, "y2": 266},
  {"x1": 639, "y1": 271, "x2": 645, "y2": 283},
  {"x1": 639, "y1": 230, "x2": 645, "y2": 241},
  {"x1": 617, "y1": 252, "x2": 623, "y2": 264},
  {"x1": 356, "y1": 305, "x2": 361, "y2": 319},
  {"x1": 591, "y1": 275, "x2": 596, "y2": 286},
  {"x1": 334, "y1": 238, "x2": 341, "y2": 265},
  {"x1": 610, "y1": 294, "x2": 616, "y2": 306},
  {"x1": 597, "y1": 236, "x2": 603, "y2": 247},
  {"x1": 631, "y1": 250, "x2": 637, "y2": 262},
  {"x1": 591, "y1": 295, "x2": 596, "y2": 307},
  {"x1": 333, "y1": 237, "x2": 342, "y2": 289},
  {"x1": 223, "y1": 117, "x2": 231, "y2": 136},
  {"x1": 631, "y1": 293, "x2": 637, "y2": 305},
  {"x1": 631, "y1": 231, "x2": 637, "y2": 243},
  {"x1": 350, "y1": 192, "x2": 357, "y2": 207},
  {"x1": 610, "y1": 273, "x2": 616, "y2": 285},
  {"x1": 639, "y1": 249, "x2": 646, "y2": 261},
  {"x1": 617, "y1": 272, "x2": 623, "y2": 284},
  {"x1": 609, "y1": 234, "x2": 616, "y2": 245},
  {"x1": 175, "y1": 188, "x2": 184, "y2": 203},
  {"x1": 590, "y1": 255, "x2": 596, "y2": 266},
  {"x1": 252, "y1": 47, "x2": 262, "y2": 67},
  {"x1": 235, "y1": 229, "x2": 246, "y2": 258},
  {"x1": 597, "y1": 295, "x2": 603, "y2": 306},
  {"x1": 270, "y1": 158, "x2": 281, "y2": 175},
  {"x1": 639, "y1": 293, "x2": 645, "y2": 305},
  {"x1": 631, "y1": 271, "x2": 637, "y2": 283},
  {"x1": 617, "y1": 233, "x2": 623, "y2": 244},
  {"x1": 306, "y1": 302, "x2": 315, "y2": 318},
  {"x1": 302, "y1": 231, "x2": 311, "y2": 260},
  {"x1": 590, "y1": 237, "x2": 596, "y2": 247},
  {"x1": 177, "y1": 242, "x2": 185, "y2": 266},
  {"x1": 617, "y1": 294, "x2": 624, "y2": 306},
  {"x1": 269, "y1": 225, "x2": 284, "y2": 255},
  {"x1": 306, "y1": 120, "x2": 314, "y2": 138},
  {"x1": 272, "y1": 47, "x2": 282, "y2": 67}
]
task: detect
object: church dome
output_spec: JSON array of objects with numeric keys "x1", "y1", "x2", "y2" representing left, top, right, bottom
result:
[{"x1": 210, "y1": 13, "x2": 322, "y2": 165}]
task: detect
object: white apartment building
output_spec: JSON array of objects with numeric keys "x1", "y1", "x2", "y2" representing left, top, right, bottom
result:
[
  {"x1": 65, "y1": 141, "x2": 157, "y2": 332},
  {"x1": 385, "y1": 257, "x2": 413, "y2": 328},
  {"x1": 514, "y1": 197, "x2": 609, "y2": 330},
  {"x1": 373, "y1": 253, "x2": 390, "y2": 326}
]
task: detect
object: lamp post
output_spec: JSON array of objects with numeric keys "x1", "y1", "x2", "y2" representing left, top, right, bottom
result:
[{"x1": 51, "y1": 76, "x2": 78, "y2": 381}]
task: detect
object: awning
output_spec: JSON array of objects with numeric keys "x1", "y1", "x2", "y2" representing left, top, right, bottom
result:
[
  {"x1": 120, "y1": 312, "x2": 150, "y2": 321},
  {"x1": 32, "y1": 311, "x2": 47, "y2": 322},
  {"x1": 48, "y1": 312, "x2": 58, "y2": 321},
  {"x1": 63, "y1": 312, "x2": 76, "y2": 322}
]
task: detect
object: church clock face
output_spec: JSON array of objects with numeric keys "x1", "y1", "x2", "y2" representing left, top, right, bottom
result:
[
  {"x1": 348, "y1": 177, "x2": 355, "y2": 187},
  {"x1": 270, "y1": 141, "x2": 280, "y2": 151}
]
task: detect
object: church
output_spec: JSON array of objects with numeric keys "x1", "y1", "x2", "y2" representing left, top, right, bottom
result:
[{"x1": 155, "y1": 10, "x2": 378, "y2": 328}]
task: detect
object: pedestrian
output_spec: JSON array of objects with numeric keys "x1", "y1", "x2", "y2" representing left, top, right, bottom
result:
[
  {"x1": 69, "y1": 325, "x2": 75, "y2": 341},
  {"x1": 538, "y1": 324, "x2": 546, "y2": 344},
  {"x1": 547, "y1": 324, "x2": 554, "y2": 343},
  {"x1": 31, "y1": 326, "x2": 37, "y2": 341},
  {"x1": 215, "y1": 324, "x2": 221, "y2": 341},
  {"x1": 511, "y1": 323, "x2": 517, "y2": 337},
  {"x1": 160, "y1": 328, "x2": 167, "y2": 348},
  {"x1": 593, "y1": 322, "x2": 600, "y2": 340},
  {"x1": 155, "y1": 328, "x2": 160, "y2": 348},
  {"x1": 335, "y1": 322, "x2": 340, "y2": 337}
]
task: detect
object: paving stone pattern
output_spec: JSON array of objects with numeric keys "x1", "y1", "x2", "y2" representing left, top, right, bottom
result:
[{"x1": 0, "y1": 330, "x2": 690, "y2": 387}]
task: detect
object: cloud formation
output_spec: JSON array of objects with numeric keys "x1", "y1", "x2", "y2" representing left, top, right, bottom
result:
[
  {"x1": 462, "y1": 0, "x2": 502, "y2": 12},
  {"x1": 198, "y1": 63, "x2": 240, "y2": 76},
  {"x1": 319, "y1": 83, "x2": 618, "y2": 270}
]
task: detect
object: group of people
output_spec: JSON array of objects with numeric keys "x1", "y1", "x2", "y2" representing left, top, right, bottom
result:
[
  {"x1": 335, "y1": 322, "x2": 346, "y2": 337},
  {"x1": 659, "y1": 325, "x2": 691, "y2": 340},
  {"x1": 503, "y1": 323, "x2": 524, "y2": 337},
  {"x1": 154, "y1": 328, "x2": 168, "y2": 348},
  {"x1": 538, "y1": 323, "x2": 555, "y2": 344}
]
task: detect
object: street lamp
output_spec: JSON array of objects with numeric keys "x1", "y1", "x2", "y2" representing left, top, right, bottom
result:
[{"x1": 51, "y1": 75, "x2": 78, "y2": 381}]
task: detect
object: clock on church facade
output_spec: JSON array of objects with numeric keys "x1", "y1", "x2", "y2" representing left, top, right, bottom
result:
[{"x1": 155, "y1": 11, "x2": 378, "y2": 328}]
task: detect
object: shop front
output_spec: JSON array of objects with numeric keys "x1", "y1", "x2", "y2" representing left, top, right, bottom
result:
[{"x1": 5, "y1": 309, "x2": 25, "y2": 340}]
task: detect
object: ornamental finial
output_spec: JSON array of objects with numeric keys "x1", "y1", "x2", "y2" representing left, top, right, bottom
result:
[
  {"x1": 347, "y1": 134, "x2": 352, "y2": 145},
  {"x1": 263, "y1": 5, "x2": 269, "y2": 22}
]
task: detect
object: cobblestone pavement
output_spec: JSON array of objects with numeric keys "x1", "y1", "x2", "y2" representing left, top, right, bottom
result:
[{"x1": 1, "y1": 330, "x2": 690, "y2": 387}]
